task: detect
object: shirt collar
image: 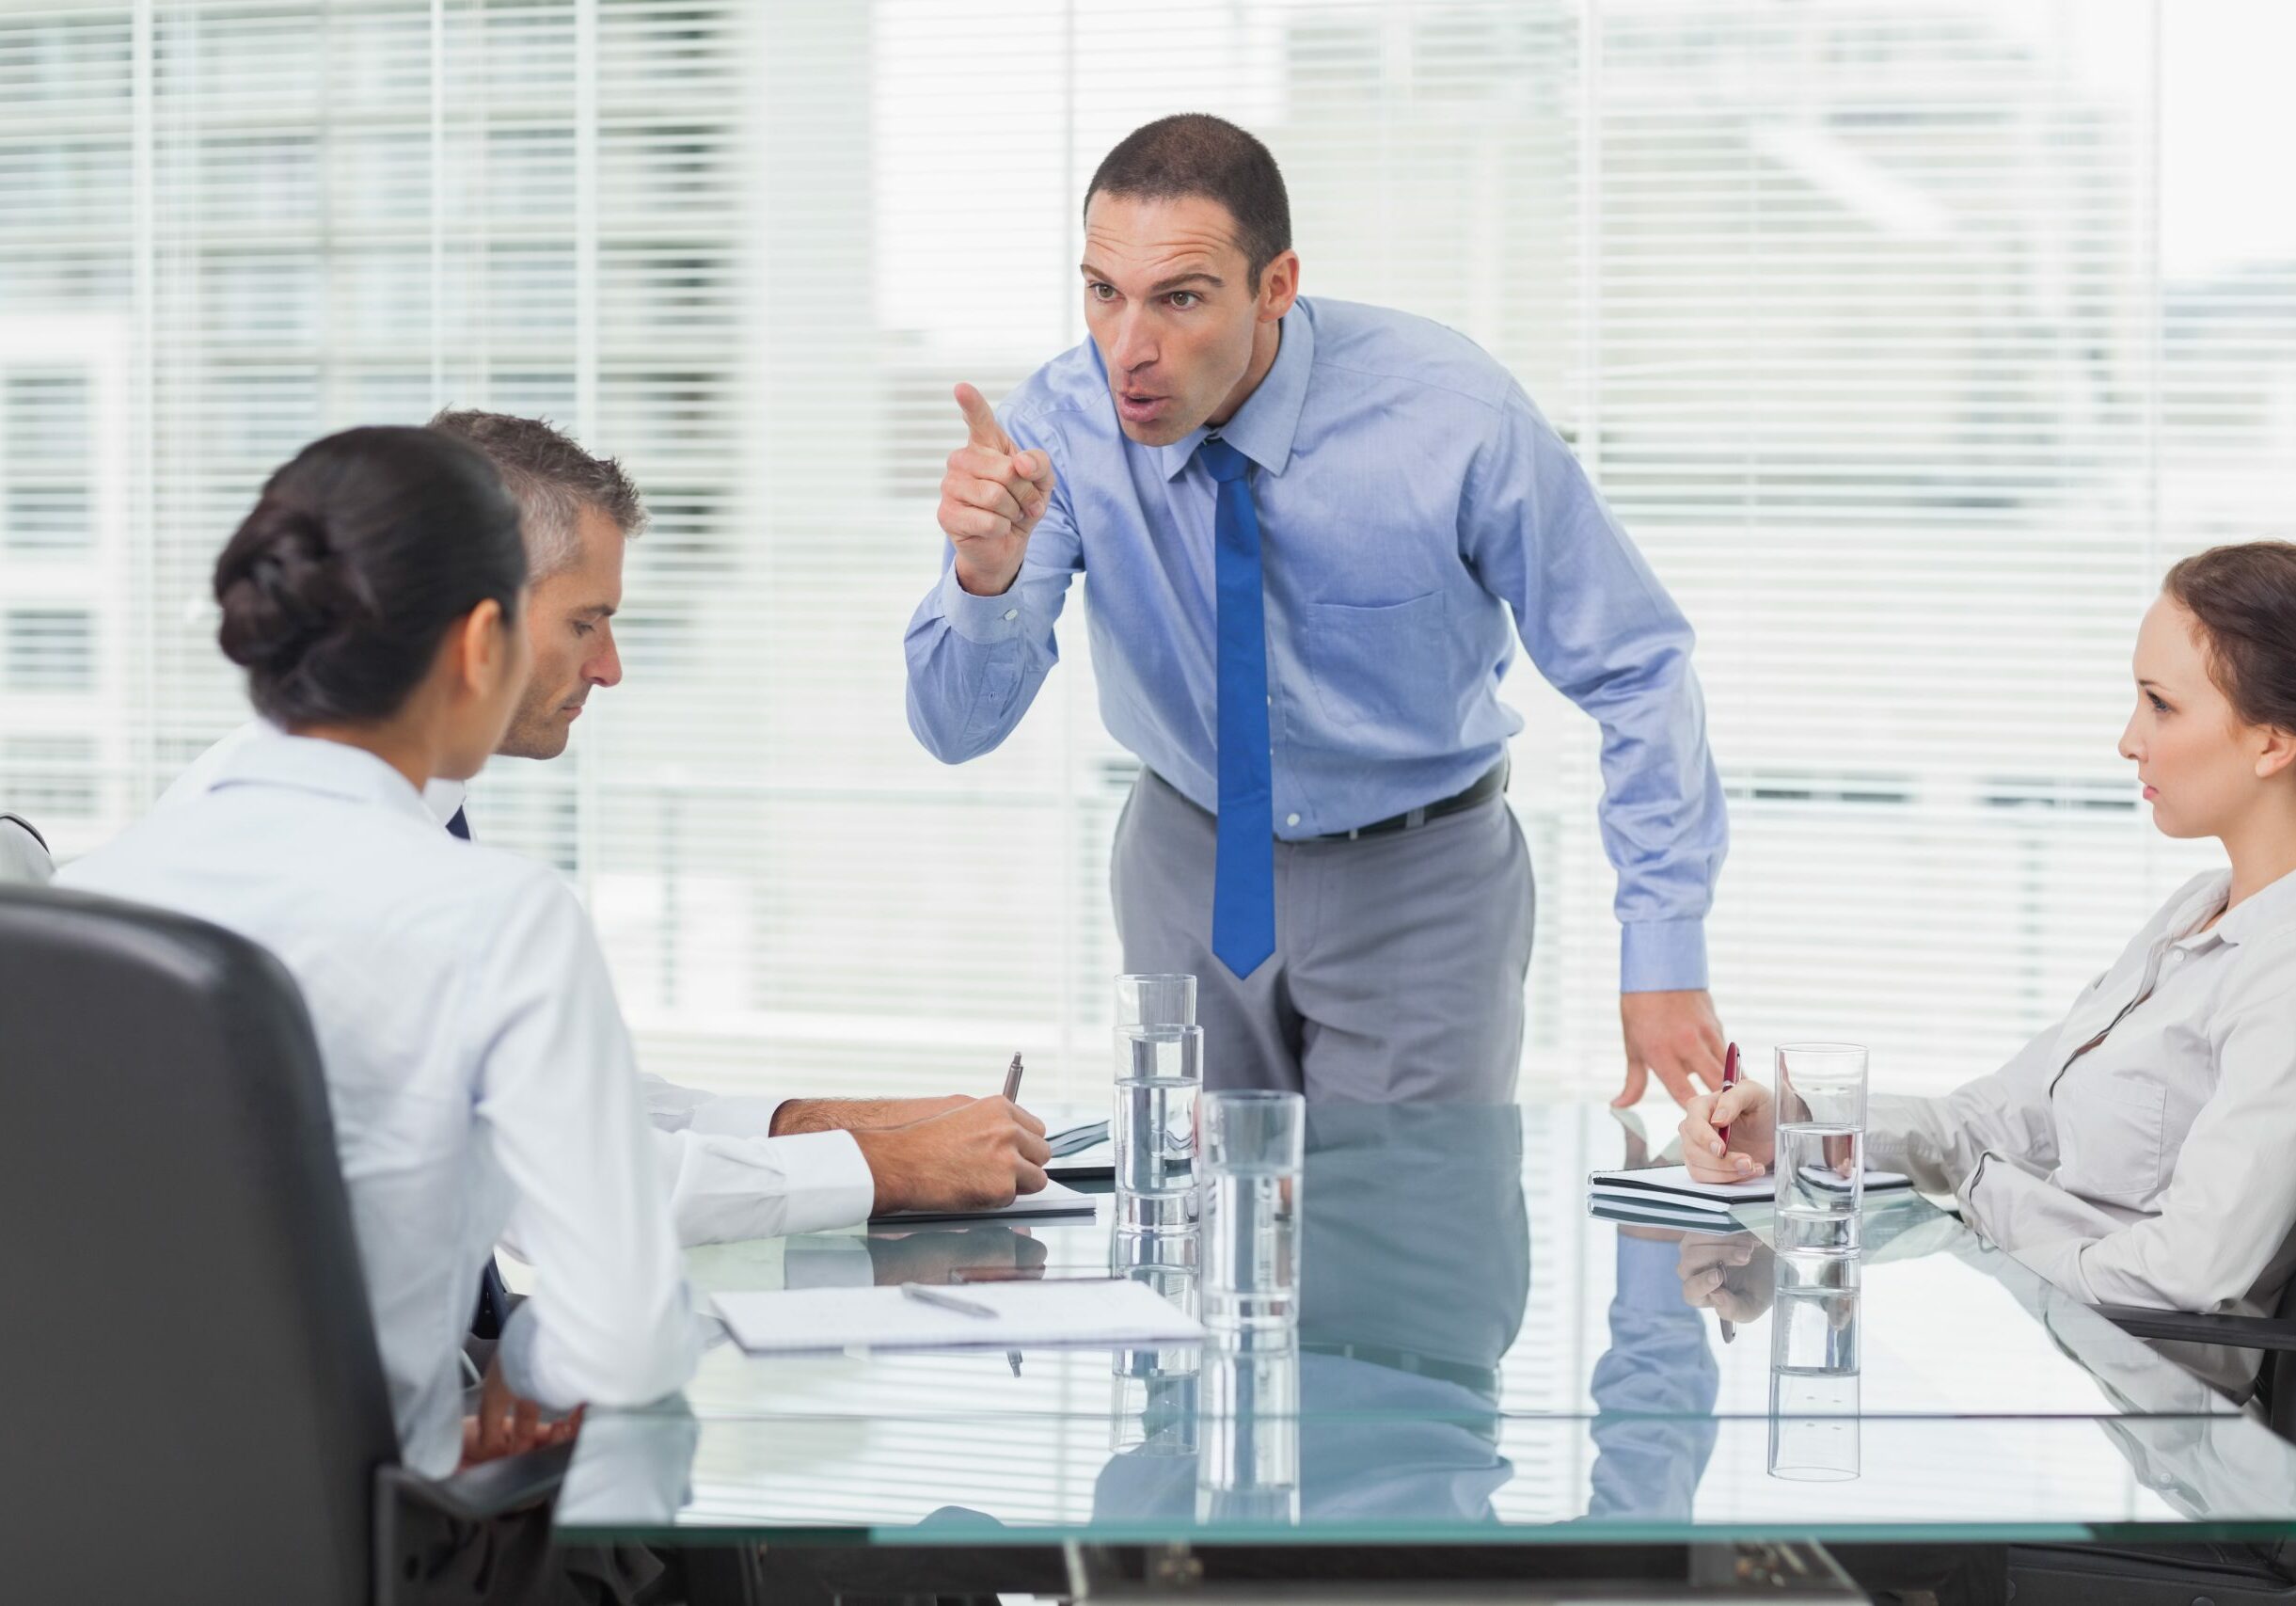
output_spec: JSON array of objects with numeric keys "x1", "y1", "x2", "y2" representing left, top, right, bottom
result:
[
  {"x1": 206, "y1": 725, "x2": 443, "y2": 829},
  {"x1": 1156, "y1": 300, "x2": 1317, "y2": 482},
  {"x1": 2214, "y1": 863, "x2": 2296, "y2": 948}
]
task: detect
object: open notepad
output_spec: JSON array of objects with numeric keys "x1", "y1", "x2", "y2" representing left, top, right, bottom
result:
[
  {"x1": 712, "y1": 1279, "x2": 1203, "y2": 1354},
  {"x1": 871, "y1": 1178, "x2": 1100, "y2": 1225},
  {"x1": 1589, "y1": 1163, "x2": 1914, "y2": 1217}
]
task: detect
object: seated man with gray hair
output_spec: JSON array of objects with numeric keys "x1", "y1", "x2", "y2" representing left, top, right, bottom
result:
[{"x1": 162, "y1": 408, "x2": 1050, "y2": 1248}]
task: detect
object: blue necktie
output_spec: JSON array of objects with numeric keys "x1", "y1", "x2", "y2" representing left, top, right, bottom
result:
[{"x1": 1197, "y1": 436, "x2": 1275, "y2": 979}]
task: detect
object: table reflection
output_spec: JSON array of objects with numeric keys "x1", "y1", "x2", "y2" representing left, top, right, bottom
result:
[{"x1": 1095, "y1": 1102, "x2": 1530, "y2": 1526}]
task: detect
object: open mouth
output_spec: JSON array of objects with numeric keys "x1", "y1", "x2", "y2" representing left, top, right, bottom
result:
[{"x1": 1116, "y1": 390, "x2": 1167, "y2": 424}]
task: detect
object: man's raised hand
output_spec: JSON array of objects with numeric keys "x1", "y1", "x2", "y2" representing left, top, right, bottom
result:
[{"x1": 940, "y1": 382, "x2": 1056, "y2": 597}]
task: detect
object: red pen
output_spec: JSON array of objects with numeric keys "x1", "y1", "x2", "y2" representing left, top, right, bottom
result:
[{"x1": 1718, "y1": 1042, "x2": 1741, "y2": 1150}]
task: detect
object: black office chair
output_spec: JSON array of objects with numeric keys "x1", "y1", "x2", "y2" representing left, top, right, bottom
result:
[
  {"x1": 0, "y1": 882, "x2": 568, "y2": 1604},
  {"x1": 2091, "y1": 1288, "x2": 2296, "y2": 1441},
  {"x1": 2004, "y1": 1281, "x2": 2296, "y2": 1605}
]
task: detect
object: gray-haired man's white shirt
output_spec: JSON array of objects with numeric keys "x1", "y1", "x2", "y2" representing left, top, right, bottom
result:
[
  {"x1": 1869, "y1": 866, "x2": 2296, "y2": 1316},
  {"x1": 0, "y1": 813, "x2": 53, "y2": 885},
  {"x1": 160, "y1": 720, "x2": 874, "y2": 1246}
]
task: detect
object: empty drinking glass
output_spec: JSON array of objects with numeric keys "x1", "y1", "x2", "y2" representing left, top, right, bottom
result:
[
  {"x1": 1199, "y1": 1090, "x2": 1305, "y2": 1329},
  {"x1": 1773, "y1": 1042, "x2": 1869, "y2": 1255}
]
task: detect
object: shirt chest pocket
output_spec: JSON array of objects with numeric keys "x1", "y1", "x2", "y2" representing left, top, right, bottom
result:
[
  {"x1": 1295, "y1": 592, "x2": 1450, "y2": 734},
  {"x1": 2055, "y1": 1077, "x2": 2170, "y2": 1207}
]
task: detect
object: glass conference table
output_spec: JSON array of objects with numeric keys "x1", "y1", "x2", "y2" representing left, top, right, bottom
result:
[{"x1": 555, "y1": 1099, "x2": 2296, "y2": 1572}]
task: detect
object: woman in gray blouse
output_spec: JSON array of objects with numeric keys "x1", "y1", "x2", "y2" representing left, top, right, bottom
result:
[{"x1": 1683, "y1": 541, "x2": 2296, "y2": 1320}]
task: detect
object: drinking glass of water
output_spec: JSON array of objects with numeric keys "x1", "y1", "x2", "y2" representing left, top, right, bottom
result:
[
  {"x1": 1199, "y1": 1090, "x2": 1305, "y2": 1329},
  {"x1": 1773, "y1": 1042, "x2": 1869, "y2": 1255},
  {"x1": 1114, "y1": 975, "x2": 1201, "y2": 1232},
  {"x1": 1767, "y1": 1251, "x2": 1861, "y2": 1482},
  {"x1": 1196, "y1": 1327, "x2": 1301, "y2": 1525}
]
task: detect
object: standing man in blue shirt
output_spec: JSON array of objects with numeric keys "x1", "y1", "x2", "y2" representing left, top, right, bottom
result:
[{"x1": 905, "y1": 115, "x2": 1729, "y2": 1107}]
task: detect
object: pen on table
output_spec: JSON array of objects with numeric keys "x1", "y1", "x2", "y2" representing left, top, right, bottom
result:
[{"x1": 899, "y1": 1282, "x2": 997, "y2": 1318}]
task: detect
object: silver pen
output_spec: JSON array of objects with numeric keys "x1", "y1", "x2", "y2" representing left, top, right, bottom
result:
[
  {"x1": 899, "y1": 1282, "x2": 998, "y2": 1318},
  {"x1": 1003, "y1": 1051, "x2": 1023, "y2": 1103}
]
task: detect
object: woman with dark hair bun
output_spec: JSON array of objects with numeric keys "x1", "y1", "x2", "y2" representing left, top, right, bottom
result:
[
  {"x1": 58, "y1": 428, "x2": 696, "y2": 1504},
  {"x1": 1678, "y1": 543, "x2": 2296, "y2": 1375}
]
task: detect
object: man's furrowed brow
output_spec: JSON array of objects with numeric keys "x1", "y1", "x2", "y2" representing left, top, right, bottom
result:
[{"x1": 1079, "y1": 262, "x2": 1227, "y2": 294}]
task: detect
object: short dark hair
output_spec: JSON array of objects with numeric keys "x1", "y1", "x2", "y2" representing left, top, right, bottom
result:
[
  {"x1": 1085, "y1": 114, "x2": 1292, "y2": 291},
  {"x1": 214, "y1": 426, "x2": 528, "y2": 727},
  {"x1": 426, "y1": 408, "x2": 647, "y2": 576},
  {"x1": 2162, "y1": 541, "x2": 2296, "y2": 736}
]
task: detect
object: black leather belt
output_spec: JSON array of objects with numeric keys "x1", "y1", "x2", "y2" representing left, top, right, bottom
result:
[{"x1": 1314, "y1": 760, "x2": 1509, "y2": 842}]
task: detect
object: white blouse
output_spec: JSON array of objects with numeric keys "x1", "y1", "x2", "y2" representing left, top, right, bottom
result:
[
  {"x1": 60, "y1": 729, "x2": 698, "y2": 1474},
  {"x1": 162, "y1": 720, "x2": 876, "y2": 1246},
  {"x1": 1869, "y1": 866, "x2": 2296, "y2": 1319}
]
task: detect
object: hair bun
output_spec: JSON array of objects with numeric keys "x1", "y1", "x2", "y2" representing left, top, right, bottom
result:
[{"x1": 214, "y1": 501, "x2": 361, "y2": 673}]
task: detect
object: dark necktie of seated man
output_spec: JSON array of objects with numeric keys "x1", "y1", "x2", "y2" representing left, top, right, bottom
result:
[{"x1": 449, "y1": 803, "x2": 516, "y2": 1341}]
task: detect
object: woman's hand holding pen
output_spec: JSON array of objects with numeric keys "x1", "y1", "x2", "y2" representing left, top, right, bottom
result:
[{"x1": 1679, "y1": 1081, "x2": 1778, "y2": 1184}]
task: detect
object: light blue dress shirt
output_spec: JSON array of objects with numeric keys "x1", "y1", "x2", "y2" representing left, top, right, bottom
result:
[{"x1": 904, "y1": 295, "x2": 1727, "y2": 991}]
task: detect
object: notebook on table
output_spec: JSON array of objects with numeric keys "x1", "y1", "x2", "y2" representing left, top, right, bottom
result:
[
  {"x1": 713, "y1": 1278, "x2": 1202, "y2": 1354},
  {"x1": 1588, "y1": 1163, "x2": 1914, "y2": 1218}
]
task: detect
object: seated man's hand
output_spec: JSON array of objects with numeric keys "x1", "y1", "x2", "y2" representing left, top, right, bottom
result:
[
  {"x1": 865, "y1": 1224, "x2": 1051, "y2": 1287},
  {"x1": 771, "y1": 1094, "x2": 974, "y2": 1135},
  {"x1": 852, "y1": 1096, "x2": 1051, "y2": 1215},
  {"x1": 1679, "y1": 1080, "x2": 1777, "y2": 1184},
  {"x1": 460, "y1": 1355, "x2": 581, "y2": 1469},
  {"x1": 1676, "y1": 1232, "x2": 1776, "y2": 1324}
]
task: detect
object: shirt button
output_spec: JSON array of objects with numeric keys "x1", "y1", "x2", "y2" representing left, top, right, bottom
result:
[
  {"x1": 1002, "y1": 609, "x2": 1018, "y2": 621},
  {"x1": 1286, "y1": 813, "x2": 1301, "y2": 828}
]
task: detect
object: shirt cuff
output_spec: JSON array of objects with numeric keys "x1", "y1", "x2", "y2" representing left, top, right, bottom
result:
[
  {"x1": 494, "y1": 1297, "x2": 548, "y2": 1404},
  {"x1": 1621, "y1": 918, "x2": 1710, "y2": 994},
  {"x1": 777, "y1": 1129, "x2": 879, "y2": 1235},
  {"x1": 683, "y1": 1093, "x2": 791, "y2": 1140},
  {"x1": 938, "y1": 562, "x2": 1031, "y2": 646}
]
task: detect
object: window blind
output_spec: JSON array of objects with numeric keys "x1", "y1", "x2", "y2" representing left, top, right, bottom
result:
[{"x1": 1, "y1": 0, "x2": 2288, "y2": 1111}]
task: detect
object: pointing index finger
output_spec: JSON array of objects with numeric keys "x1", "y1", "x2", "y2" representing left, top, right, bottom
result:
[{"x1": 954, "y1": 382, "x2": 1012, "y2": 453}]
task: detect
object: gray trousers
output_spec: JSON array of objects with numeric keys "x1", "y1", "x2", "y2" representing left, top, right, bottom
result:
[{"x1": 1111, "y1": 769, "x2": 1534, "y2": 1103}]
